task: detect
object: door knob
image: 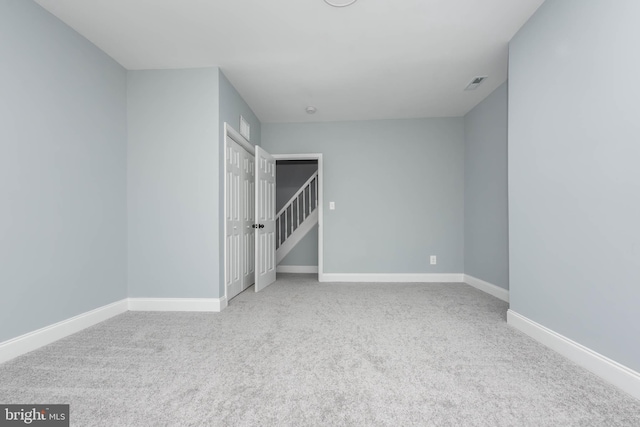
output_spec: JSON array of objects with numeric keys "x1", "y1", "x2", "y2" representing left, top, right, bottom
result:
[{"x1": 259, "y1": 224, "x2": 265, "y2": 229}]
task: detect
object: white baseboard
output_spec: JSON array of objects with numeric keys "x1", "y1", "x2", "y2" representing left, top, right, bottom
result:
[
  {"x1": 276, "y1": 265, "x2": 318, "y2": 274},
  {"x1": 128, "y1": 297, "x2": 227, "y2": 312},
  {"x1": 464, "y1": 274, "x2": 509, "y2": 302},
  {"x1": 0, "y1": 299, "x2": 128, "y2": 364},
  {"x1": 319, "y1": 273, "x2": 464, "y2": 283},
  {"x1": 507, "y1": 309, "x2": 640, "y2": 400}
]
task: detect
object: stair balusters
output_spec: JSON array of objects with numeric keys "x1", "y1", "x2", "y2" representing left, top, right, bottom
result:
[{"x1": 276, "y1": 172, "x2": 318, "y2": 249}]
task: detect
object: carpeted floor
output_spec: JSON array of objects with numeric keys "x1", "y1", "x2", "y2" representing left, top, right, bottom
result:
[{"x1": 1, "y1": 274, "x2": 639, "y2": 426}]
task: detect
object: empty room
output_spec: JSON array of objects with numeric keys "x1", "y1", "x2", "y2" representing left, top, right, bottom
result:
[{"x1": 1, "y1": 0, "x2": 639, "y2": 425}]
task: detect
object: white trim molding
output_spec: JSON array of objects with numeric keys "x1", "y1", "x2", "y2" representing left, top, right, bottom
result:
[
  {"x1": 319, "y1": 273, "x2": 464, "y2": 283},
  {"x1": 464, "y1": 274, "x2": 509, "y2": 302},
  {"x1": 0, "y1": 299, "x2": 128, "y2": 364},
  {"x1": 507, "y1": 310, "x2": 640, "y2": 400},
  {"x1": 276, "y1": 265, "x2": 319, "y2": 274},
  {"x1": 128, "y1": 297, "x2": 227, "y2": 312},
  {"x1": 225, "y1": 122, "x2": 253, "y2": 154}
]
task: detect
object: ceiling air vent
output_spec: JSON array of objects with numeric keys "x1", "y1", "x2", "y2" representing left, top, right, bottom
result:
[{"x1": 464, "y1": 76, "x2": 488, "y2": 91}]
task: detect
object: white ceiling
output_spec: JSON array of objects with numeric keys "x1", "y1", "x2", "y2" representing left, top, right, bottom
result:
[{"x1": 34, "y1": 0, "x2": 544, "y2": 123}]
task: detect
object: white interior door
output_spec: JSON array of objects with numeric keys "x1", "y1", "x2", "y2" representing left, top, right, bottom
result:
[
  {"x1": 254, "y1": 146, "x2": 276, "y2": 291},
  {"x1": 242, "y1": 153, "x2": 255, "y2": 290},
  {"x1": 225, "y1": 139, "x2": 242, "y2": 300}
]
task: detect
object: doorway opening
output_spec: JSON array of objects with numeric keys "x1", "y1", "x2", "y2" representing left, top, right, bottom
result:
[{"x1": 273, "y1": 154, "x2": 323, "y2": 281}]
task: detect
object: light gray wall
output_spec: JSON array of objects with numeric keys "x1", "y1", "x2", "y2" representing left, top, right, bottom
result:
[
  {"x1": 0, "y1": 0, "x2": 127, "y2": 342},
  {"x1": 127, "y1": 68, "x2": 219, "y2": 298},
  {"x1": 263, "y1": 119, "x2": 464, "y2": 274},
  {"x1": 509, "y1": 0, "x2": 640, "y2": 372},
  {"x1": 219, "y1": 71, "x2": 261, "y2": 148},
  {"x1": 218, "y1": 70, "x2": 262, "y2": 295},
  {"x1": 277, "y1": 161, "x2": 318, "y2": 267},
  {"x1": 464, "y1": 83, "x2": 509, "y2": 289}
]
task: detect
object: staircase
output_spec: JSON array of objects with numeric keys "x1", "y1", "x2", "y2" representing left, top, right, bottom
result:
[{"x1": 276, "y1": 171, "x2": 318, "y2": 264}]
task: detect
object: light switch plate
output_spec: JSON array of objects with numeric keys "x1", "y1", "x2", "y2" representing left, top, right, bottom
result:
[{"x1": 329, "y1": 201, "x2": 335, "y2": 210}]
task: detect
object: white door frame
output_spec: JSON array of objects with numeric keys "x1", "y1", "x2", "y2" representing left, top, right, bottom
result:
[
  {"x1": 223, "y1": 123, "x2": 255, "y2": 303},
  {"x1": 225, "y1": 122, "x2": 254, "y2": 153},
  {"x1": 272, "y1": 153, "x2": 324, "y2": 281}
]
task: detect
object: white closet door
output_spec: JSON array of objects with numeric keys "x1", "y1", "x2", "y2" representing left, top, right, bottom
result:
[
  {"x1": 242, "y1": 153, "x2": 255, "y2": 290},
  {"x1": 225, "y1": 139, "x2": 243, "y2": 300},
  {"x1": 254, "y1": 146, "x2": 276, "y2": 292}
]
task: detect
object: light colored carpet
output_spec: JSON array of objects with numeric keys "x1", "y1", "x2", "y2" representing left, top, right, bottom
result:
[{"x1": 1, "y1": 274, "x2": 639, "y2": 426}]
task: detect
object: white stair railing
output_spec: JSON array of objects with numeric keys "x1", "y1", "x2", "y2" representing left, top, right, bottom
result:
[{"x1": 276, "y1": 171, "x2": 318, "y2": 249}]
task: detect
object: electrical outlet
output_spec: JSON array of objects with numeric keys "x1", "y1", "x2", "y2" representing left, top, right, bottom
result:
[{"x1": 430, "y1": 255, "x2": 437, "y2": 265}]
